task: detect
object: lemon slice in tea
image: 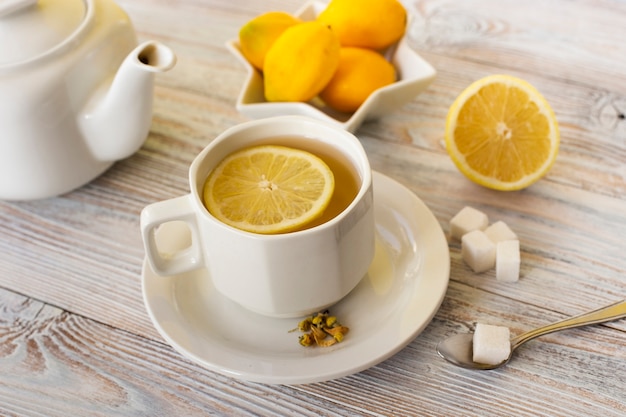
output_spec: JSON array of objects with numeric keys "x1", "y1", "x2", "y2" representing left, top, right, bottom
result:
[
  {"x1": 445, "y1": 74, "x2": 560, "y2": 191},
  {"x1": 203, "y1": 145, "x2": 335, "y2": 234}
]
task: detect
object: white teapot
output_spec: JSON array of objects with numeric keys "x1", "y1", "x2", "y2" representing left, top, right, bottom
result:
[{"x1": 0, "y1": 0, "x2": 176, "y2": 200}]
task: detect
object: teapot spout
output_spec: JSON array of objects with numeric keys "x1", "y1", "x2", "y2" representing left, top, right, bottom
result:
[{"x1": 79, "y1": 41, "x2": 176, "y2": 162}]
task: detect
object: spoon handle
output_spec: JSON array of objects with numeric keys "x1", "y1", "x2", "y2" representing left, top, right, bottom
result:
[{"x1": 511, "y1": 299, "x2": 626, "y2": 350}]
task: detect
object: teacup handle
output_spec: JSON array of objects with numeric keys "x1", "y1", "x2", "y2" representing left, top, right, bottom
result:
[{"x1": 140, "y1": 195, "x2": 204, "y2": 276}]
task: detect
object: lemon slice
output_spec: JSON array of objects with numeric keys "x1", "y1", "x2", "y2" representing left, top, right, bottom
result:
[
  {"x1": 203, "y1": 145, "x2": 335, "y2": 234},
  {"x1": 445, "y1": 74, "x2": 560, "y2": 191}
]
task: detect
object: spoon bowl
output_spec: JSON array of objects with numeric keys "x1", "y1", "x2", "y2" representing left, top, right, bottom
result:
[{"x1": 437, "y1": 299, "x2": 626, "y2": 370}]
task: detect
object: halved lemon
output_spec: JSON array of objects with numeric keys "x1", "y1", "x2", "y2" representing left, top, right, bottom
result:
[
  {"x1": 203, "y1": 145, "x2": 335, "y2": 234},
  {"x1": 445, "y1": 74, "x2": 560, "y2": 191}
]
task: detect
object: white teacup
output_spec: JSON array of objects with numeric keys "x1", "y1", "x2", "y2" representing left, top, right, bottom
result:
[{"x1": 140, "y1": 116, "x2": 375, "y2": 318}]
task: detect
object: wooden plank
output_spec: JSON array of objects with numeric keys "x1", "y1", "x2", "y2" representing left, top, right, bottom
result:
[{"x1": 2, "y1": 287, "x2": 624, "y2": 416}]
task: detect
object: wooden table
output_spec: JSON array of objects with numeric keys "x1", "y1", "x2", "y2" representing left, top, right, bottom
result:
[{"x1": 2, "y1": 0, "x2": 625, "y2": 415}]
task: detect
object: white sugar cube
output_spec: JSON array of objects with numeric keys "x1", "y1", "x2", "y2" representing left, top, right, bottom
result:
[
  {"x1": 461, "y1": 230, "x2": 496, "y2": 273},
  {"x1": 473, "y1": 323, "x2": 511, "y2": 365},
  {"x1": 450, "y1": 206, "x2": 489, "y2": 240},
  {"x1": 496, "y1": 240, "x2": 520, "y2": 282},
  {"x1": 485, "y1": 221, "x2": 518, "y2": 243}
]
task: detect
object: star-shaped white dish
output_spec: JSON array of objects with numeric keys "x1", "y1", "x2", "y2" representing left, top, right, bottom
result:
[{"x1": 226, "y1": 0, "x2": 437, "y2": 133}]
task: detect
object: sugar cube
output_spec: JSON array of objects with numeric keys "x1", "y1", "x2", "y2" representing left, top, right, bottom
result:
[
  {"x1": 485, "y1": 220, "x2": 518, "y2": 243},
  {"x1": 450, "y1": 206, "x2": 489, "y2": 240},
  {"x1": 461, "y1": 230, "x2": 496, "y2": 273},
  {"x1": 496, "y1": 240, "x2": 520, "y2": 282},
  {"x1": 473, "y1": 323, "x2": 511, "y2": 365}
]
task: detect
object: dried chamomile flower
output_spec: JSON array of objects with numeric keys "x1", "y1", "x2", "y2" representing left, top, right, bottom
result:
[
  {"x1": 299, "y1": 333, "x2": 314, "y2": 347},
  {"x1": 290, "y1": 310, "x2": 349, "y2": 347},
  {"x1": 297, "y1": 317, "x2": 312, "y2": 332}
]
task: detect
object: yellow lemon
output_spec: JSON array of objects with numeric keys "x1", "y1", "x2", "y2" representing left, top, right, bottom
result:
[
  {"x1": 317, "y1": 0, "x2": 407, "y2": 50},
  {"x1": 203, "y1": 145, "x2": 335, "y2": 234},
  {"x1": 320, "y1": 47, "x2": 396, "y2": 113},
  {"x1": 445, "y1": 74, "x2": 560, "y2": 191},
  {"x1": 238, "y1": 11, "x2": 301, "y2": 70},
  {"x1": 264, "y1": 21, "x2": 340, "y2": 102}
]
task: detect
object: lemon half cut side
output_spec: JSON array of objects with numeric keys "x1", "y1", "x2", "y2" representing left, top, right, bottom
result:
[
  {"x1": 203, "y1": 145, "x2": 335, "y2": 234},
  {"x1": 445, "y1": 74, "x2": 560, "y2": 191}
]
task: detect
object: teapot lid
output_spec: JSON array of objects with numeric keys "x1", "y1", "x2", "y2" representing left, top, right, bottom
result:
[{"x1": 0, "y1": 0, "x2": 90, "y2": 67}]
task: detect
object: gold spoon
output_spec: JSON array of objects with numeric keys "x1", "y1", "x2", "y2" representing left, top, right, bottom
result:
[{"x1": 437, "y1": 299, "x2": 626, "y2": 370}]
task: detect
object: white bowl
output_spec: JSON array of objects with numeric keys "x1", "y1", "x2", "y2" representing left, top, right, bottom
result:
[{"x1": 226, "y1": 0, "x2": 437, "y2": 133}]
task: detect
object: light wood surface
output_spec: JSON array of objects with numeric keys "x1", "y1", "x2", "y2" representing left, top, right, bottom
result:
[{"x1": 2, "y1": 0, "x2": 626, "y2": 415}]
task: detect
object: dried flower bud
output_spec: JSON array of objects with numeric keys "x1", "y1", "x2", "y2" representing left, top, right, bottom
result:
[{"x1": 299, "y1": 333, "x2": 314, "y2": 347}]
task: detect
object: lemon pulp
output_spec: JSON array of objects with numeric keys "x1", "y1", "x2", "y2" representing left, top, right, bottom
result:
[{"x1": 445, "y1": 74, "x2": 560, "y2": 191}]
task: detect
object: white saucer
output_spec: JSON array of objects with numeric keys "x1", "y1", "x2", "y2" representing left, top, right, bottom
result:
[{"x1": 142, "y1": 171, "x2": 450, "y2": 384}]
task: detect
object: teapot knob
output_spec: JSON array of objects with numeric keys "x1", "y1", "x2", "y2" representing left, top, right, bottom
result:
[{"x1": 0, "y1": 0, "x2": 37, "y2": 18}]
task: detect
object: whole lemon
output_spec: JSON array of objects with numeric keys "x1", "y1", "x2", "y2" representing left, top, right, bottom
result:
[
  {"x1": 317, "y1": 0, "x2": 407, "y2": 50},
  {"x1": 320, "y1": 47, "x2": 396, "y2": 113},
  {"x1": 264, "y1": 21, "x2": 340, "y2": 102},
  {"x1": 238, "y1": 11, "x2": 301, "y2": 70}
]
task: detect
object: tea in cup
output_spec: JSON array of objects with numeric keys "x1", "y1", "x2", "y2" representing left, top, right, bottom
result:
[{"x1": 140, "y1": 116, "x2": 375, "y2": 318}]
